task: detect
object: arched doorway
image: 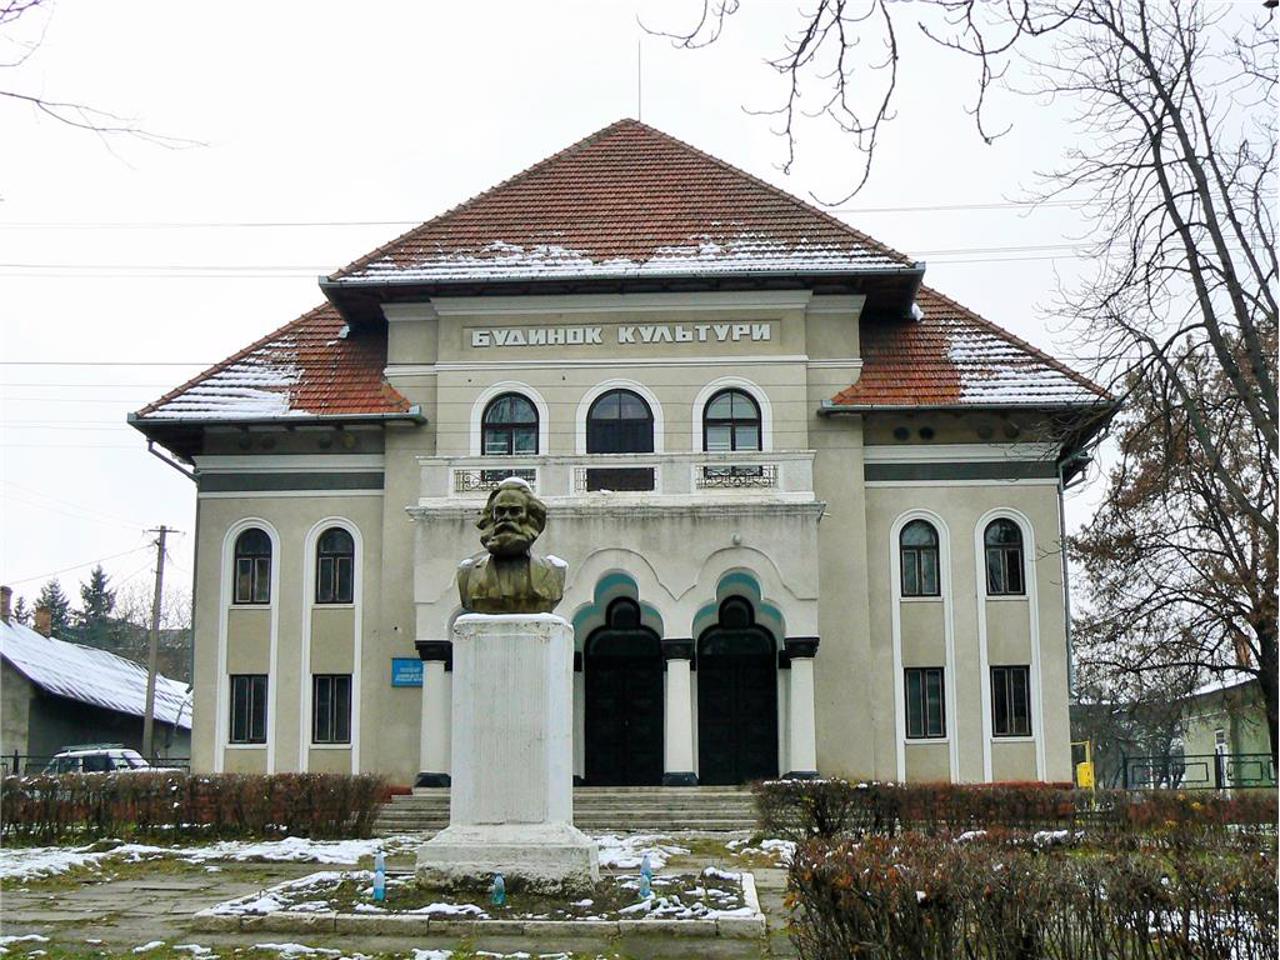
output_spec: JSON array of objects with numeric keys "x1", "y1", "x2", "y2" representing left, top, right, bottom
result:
[
  {"x1": 697, "y1": 597, "x2": 778, "y2": 785},
  {"x1": 584, "y1": 598, "x2": 664, "y2": 786}
]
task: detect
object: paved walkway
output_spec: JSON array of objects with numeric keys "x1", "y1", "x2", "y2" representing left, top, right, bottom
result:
[{"x1": 0, "y1": 842, "x2": 798, "y2": 959}]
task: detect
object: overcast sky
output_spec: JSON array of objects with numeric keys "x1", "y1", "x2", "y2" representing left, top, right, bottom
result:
[{"x1": 1, "y1": 0, "x2": 1126, "y2": 613}]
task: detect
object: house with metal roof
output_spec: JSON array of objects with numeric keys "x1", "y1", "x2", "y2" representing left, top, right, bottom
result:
[
  {"x1": 130, "y1": 120, "x2": 1112, "y2": 787},
  {"x1": 0, "y1": 589, "x2": 192, "y2": 771}
]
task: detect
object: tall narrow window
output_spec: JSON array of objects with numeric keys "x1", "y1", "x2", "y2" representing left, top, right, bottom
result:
[
  {"x1": 991, "y1": 665, "x2": 1031, "y2": 736},
  {"x1": 316, "y1": 527, "x2": 355, "y2": 604},
  {"x1": 900, "y1": 520, "x2": 940, "y2": 597},
  {"x1": 905, "y1": 667, "x2": 946, "y2": 738},
  {"x1": 233, "y1": 529, "x2": 271, "y2": 604},
  {"x1": 984, "y1": 519, "x2": 1025, "y2": 596},
  {"x1": 229, "y1": 674, "x2": 268, "y2": 744},
  {"x1": 312, "y1": 674, "x2": 352, "y2": 744},
  {"x1": 703, "y1": 389, "x2": 761, "y2": 453},
  {"x1": 587, "y1": 389, "x2": 654, "y2": 454},
  {"x1": 482, "y1": 393, "x2": 539, "y2": 456}
]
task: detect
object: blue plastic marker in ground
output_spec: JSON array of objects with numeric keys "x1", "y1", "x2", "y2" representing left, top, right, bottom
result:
[
  {"x1": 492, "y1": 873, "x2": 506, "y2": 907},
  {"x1": 373, "y1": 851, "x2": 386, "y2": 902}
]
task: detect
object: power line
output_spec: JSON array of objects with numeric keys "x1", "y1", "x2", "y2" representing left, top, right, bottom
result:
[
  {"x1": 5, "y1": 543, "x2": 154, "y2": 587},
  {"x1": 0, "y1": 201, "x2": 1086, "y2": 230}
]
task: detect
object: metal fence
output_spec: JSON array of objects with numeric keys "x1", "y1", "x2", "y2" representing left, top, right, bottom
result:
[
  {"x1": 2, "y1": 753, "x2": 191, "y2": 776},
  {"x1": 1121, "y1": 752, "x2": 1277, "y2": 790}
]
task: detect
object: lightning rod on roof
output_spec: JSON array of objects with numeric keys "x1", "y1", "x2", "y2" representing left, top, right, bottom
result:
[{"x1": 637, "y1": 38, "x2": 642, "y2": 121}]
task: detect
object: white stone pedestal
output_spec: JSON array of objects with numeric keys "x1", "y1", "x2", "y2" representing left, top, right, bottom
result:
[{"x1": 415, "y1": 613, "x2": 598, "y2": 892}]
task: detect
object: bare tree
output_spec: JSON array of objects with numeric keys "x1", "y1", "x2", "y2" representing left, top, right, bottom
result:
[
  {"x1": 656, "y1": 0, "x2": 1278, "y2": 762},
  {"x1": 1, "y1": 0, "x2": 196, "y2": 150}
]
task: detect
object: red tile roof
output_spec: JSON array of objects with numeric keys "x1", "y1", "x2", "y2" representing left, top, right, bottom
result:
[
  {"x1": 328, "y1": 119, "x2": 915, "y2": 285},
  {"x1": 135, "y1": 304, "x2": 413, "y2": 421},
  {"x1": 833, "y1": 287, "x2": 1109, "y2": 408},
  {"x1": 133, "y1": 120, "x2": 1105, "y2": 426}
]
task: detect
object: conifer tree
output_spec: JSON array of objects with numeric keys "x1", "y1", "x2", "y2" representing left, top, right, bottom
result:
[
  {"x1": 78, "y1": 565, "x2": 118, "y2": 649},
  {"x1": 11, "y1": 596, "x2": 31, "y2": 625}
]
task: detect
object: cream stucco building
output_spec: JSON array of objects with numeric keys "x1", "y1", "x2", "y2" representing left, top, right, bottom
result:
[{"x1": 132, "y1": 120, "x2": 1111, "y2": 788}]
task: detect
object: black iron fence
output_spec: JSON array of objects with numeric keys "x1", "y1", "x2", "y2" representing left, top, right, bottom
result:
[
  {"x1": 1121, "y1": 752, "x2": 1276, "y2": 790},
  {"x1": 2, "y1": 753, "x2": 191, "y2": 776}
]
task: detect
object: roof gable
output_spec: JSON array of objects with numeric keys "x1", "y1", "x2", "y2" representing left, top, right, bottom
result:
[
  {"x1": 327, "y1": 119, "x2": 915, "y2": 285},
  {"x1": 0, "y1": 620, "x2": 192, "y2": 729}
]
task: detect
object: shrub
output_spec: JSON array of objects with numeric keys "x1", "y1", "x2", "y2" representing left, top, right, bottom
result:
[
  {"x1": 788, "y1": 832, "x2": 1278, "y2": 960},
  {"x1": 755, "y1": 779, "x2": 1279, "y2": 844},
  {"x1": 0, "y1": 771, "x2": 387, "y2": 844}
]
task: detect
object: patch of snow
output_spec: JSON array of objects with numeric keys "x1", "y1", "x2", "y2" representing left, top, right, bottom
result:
[
  {"x1": 337, "y1": 232, "x2": 904, "y2": 285},
  {"x1": 144, "y1": 339, "x2": 302, "y2": 420},
  {"x1": 947, "y1": 328, "x2": 1097, "y2": 404},
  {"x1": 408, "y1": 902, "x2": 488, "y2": 917},
  {"x1": 173, "y1": 946, "x2": 215, "y2": 956},
  {"x1": 0, "y1": 936, "x2": 50, "y2": 948},
  {"x1": 594, "y1": 834, "x2": 690, "y2": 870},
  {"x1": 250, "y1": 945, "x2": 340, "y2": 958},
  {"x1": 410, "y1": 951, "x2": 453, "y2": 960},
  {"x1": 703, "y1": 866, "x2": 741, "y2": 882},
  {"x1": 955, "y1": 830, "x2": 988, "y2": 843},
  {"x1": 132, "y1": 942, "x2": 165, "y2": 954}
]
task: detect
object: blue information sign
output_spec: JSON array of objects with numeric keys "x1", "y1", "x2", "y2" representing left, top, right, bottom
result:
[{"x1": 390, "y1": 657, "x2": 423, "y2": 687}]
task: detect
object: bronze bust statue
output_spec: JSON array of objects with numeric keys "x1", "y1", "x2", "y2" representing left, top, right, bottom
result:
[{"x1": 457, "y1": 478, "x2": 566, "y2": 614}]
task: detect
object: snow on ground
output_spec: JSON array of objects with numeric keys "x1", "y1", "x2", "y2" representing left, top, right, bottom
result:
[
  {"x1": 0, "y1": 836, "x2": 417, "y2": 883},
  {"x1": 729, "y1": 837, "x2": 796, "y2": 865},
  {"x1": 593, "y1": 834, "x2": 690, "y2": 870}
]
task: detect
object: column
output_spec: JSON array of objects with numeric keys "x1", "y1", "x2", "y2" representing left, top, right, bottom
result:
[
  {"x1": 415, "y1": 640, "x2": 452, "y2": 788},
  {"x1": 662, "y1": 638, "x2": 697, "y2": 786},
  {"x1": 784, "y1": 637, "x2": 820, "y2": 779}
]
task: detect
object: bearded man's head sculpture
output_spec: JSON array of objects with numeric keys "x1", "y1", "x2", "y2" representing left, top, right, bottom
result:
[
  {"x1": 457, "y1": 478, "x2": 564, "y2": 614},
  {"x1": 477, "y1": 480, "x2": 547, "y2": 558}
]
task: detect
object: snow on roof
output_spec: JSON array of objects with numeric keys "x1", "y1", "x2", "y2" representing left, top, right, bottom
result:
[
  {"x1": 134, "y1": 304, "x2": 414, "y2": 423},
  {"x1": 0, "y1": 619, "x2": 192, "y2": 729},
  {"x1": 1190, "y1": 670, "x2": 1256, "y2": 699},
  {"x1": 831, "y1": 286, "x2": 1109, "y2": 408}
]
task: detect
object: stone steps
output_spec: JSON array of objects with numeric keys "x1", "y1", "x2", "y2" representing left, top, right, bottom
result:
[{"x1": 373, "y1": 786, "x2": 760, "y2": 836}]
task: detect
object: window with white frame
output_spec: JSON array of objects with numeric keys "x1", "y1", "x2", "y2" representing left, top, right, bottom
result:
[{"x1": 991, "y1": 665, "x2": 1031, "y2": 736}]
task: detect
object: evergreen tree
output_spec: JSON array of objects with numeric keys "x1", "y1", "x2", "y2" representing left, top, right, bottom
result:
[
  {"x1": 11, "y1": 596, "x2": 31, "y2": 625},
  {"x1": 35, "y1": 579, "x2": 72, "y2": 638},
  {"x1": 78, "y1": 565, "x2": 118, "y2": 649}
]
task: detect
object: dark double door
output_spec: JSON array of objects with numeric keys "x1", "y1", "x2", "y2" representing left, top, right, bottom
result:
[
  {"x1": 584, "y1": 600, "x2": 664, "y2": 786},
  {"x1": 697, "y1": 598, "x2": 779, "y2": 785}
]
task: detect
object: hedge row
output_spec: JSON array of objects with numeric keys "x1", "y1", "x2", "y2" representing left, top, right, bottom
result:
[
  {"x1": 756, "y1": 779, "x2": 1278, "y2": 843},
  {"x1": 788, "y1": 832, "x2": 1278, "y2": 960},
  {"x1": 0, "y1": 772, "x2": 387, "y2": 843}
]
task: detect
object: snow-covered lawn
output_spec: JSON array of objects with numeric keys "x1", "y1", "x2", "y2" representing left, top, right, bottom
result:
[{"x1": 0, "y1": 836, "x2": 420, "y2": 883}]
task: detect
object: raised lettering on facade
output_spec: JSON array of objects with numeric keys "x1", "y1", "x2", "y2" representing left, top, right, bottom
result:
[{"x1": 469, "y1": 323, "x2": 773, "y2": 348}]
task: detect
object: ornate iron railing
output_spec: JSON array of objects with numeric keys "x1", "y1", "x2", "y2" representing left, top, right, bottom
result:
[
  {"x1": 696, "y1": 463, "x2": 778, "y2": 488},
  {"x1": 452, "y1": 468, "x2": 537, "y2": 494}
]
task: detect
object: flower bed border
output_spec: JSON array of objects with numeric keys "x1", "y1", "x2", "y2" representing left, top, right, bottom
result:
[{"x1": 193, "y1": 872, "x2": 765, "y2": 940}]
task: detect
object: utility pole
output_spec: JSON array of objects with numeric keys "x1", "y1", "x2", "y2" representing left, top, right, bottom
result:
[{"x1": 141, "y1": 526, "x2": 169, "y2": 759}]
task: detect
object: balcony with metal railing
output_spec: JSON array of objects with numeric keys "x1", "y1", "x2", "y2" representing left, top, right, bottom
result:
[{"x1": 416, "y1": 450, "x2": 816, "y2": 502}]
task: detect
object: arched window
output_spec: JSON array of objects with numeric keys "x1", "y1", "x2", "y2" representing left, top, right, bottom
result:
[
  {"x1": 316, "y1": 527, "x2": 355, "y2": 604},
  {"x1": 233, "y1": 528, "x2": 271, "y2": 604},
  {"x1": 703, "y1": 389, "x2": 761, "y2": 453},
  {"x1": 482, "y1": 393, "x2": 539, "y2": 456},
  {"x1": 984, "y1": 519, "x2": 1025, "y2": 596},
  {"x1": 900, "y1": 520, "x2": 940, "y2": 597},
  {"x1": 587, "y1": 389, "x2": 653, "y2": 454}
]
